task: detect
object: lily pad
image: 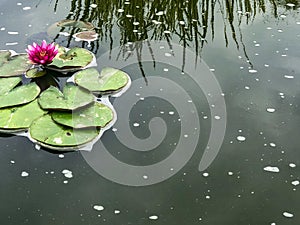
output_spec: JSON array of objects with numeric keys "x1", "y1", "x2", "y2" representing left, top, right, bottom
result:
[
  {"x1": 29, "y1": 114, "x2": 99, "y2": 150},
  {"x1": 0, "y1": 51, "x2": 31, "y2": 77},
  {"x1": 25, "y1": 67, "x2": 47, "y2": 78},
  {"x1": 0, "y1": 76, "x2": 22, "y2": 95},
  {"x1": 51, "y1": 102, "x2": 114, "y2": 128},
  {"x1": 0, "y1": 82, "x2": 41, "y2": 108},
  {"x1": 74, "y1": 67, "x2": 129, "y2": 93},
  {"x1": 0, "y1": 99, "x2": 47, "y2": 132},
  {"x1": 38, "y1": 84, "x2": 94, "y2": 111},
  {"x1": 47, "y1": 47, "x2": 94, "y2": 71},
  {"x1": 73, "y1": 31, "x2": 98, "y2": 42}
]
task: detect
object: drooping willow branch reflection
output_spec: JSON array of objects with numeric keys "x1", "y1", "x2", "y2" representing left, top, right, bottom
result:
[{"x1": 47, "y1": 0, "x2": 297, "y2": 74}]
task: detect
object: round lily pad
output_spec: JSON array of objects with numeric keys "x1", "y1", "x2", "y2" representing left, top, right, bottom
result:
[
  {"x1": 74, "y1": 67, "x2": 129, "y2": 93},
  {"x1": 51, "y1": 102, "x2": 114, "y2": 128},
  {"x1": 73, "y1": 31, "x2": 98, "y2": 42},
  {"x1": 47, "y1": 47, "x2": 94, "y2": 72},
  {"x1": 29, "y1": 114, "x2": 100, "y2": 150},
  {"x1": 0, "y1": 76, "x2": 22, "y2": 95},
  {"x1": 0, "y1": 51, "x2": 31, "y2": 77},
  {"x1": 38, "y1": 84, "x2": 94, "y2": 111},
  {"x1": 0, "y1": 82, "x2": 41, "y2": 109},
  {"x1": 0, "y1": 99, "x2": 47, "y2": 132}
]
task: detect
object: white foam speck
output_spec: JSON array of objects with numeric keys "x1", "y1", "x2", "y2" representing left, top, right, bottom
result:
[
  {"x1": 286, "y1": 3, "x2": 295, "y2": 7},
  {"x1": 35, "y1": 144, "x2": 41, "y2": 150},
  {"x1": 291, "y1": 180, "x2": 299, "y2": 186},
  {"x1": 5, "y1": 42, "x2": 18, "y2": 46},
  {"x1": 93, "y1": 205, "x2": 104, "y2": 211},
  {"x1": 59, "y1": 32, "x2": 70, "y2": 36},
  {"x1": 10, "y1": 160, "x2": 15, "y2": 164},
  {"x1": 133, "y1": 122, "x2": 140, "y2": 127},
  {"x1": 114, "y1": 209, "x2": 120, "y2": 214},
  {"x1": 62, "y1": 169, "x2": 73, "y2": 178},
  {"x1": 149, "y1": 215, "x2": 159, "y2": 220},
  {"x1": 214, "y1": 115, "x2": 221, "y2": 120},
  {"x1": 58, "y1": 154, "x2": 64, "y2": 159},
  {"x1": 165, "y1": 52, "x2": 172, "y2": 57},
  {"x1": 21, "y1": 171, "x2": 29, "y2": 177},
  {"x1": 228, "y1": 171, "x2": 233, "y2": 176},
  {"x1": 283, "y1": 211, "x2": 293, "y2": 218},
  {"x1": 249, "y1": 69, "x2": 257, "y2": 73},
  {"x1": 202, "y1": 172, "x2": 209, "y2": 177},
  {"x1": 8, "y1": 31, "x2": 18, "y2": 35},
  {"x1": 289, "y1": 163, "x2": 296, "y2": 168},
  {"x1": 117, "y1": 9, "x2": 124, "y2": 12},
  {"x1": 263, "y1": 166, "x2": 280, "y2": 173},
  {"x1": 266, "y1": 108, "x2": 276, "y2": 113},
  {"x1": 169, "y1": 111, "x2": 175, "y2": 115},
  {"x1": 23, "y1": 6, "x2": 31, "y2": 10},
  {"x1": 90, "y1": 4, "x2": 97, "y2": 8},
  {"x1": 284, "y1": 75, "x2": 294, "y2": 79},
  {"x1": 269, "y1": 143, "x2": 276, "y2": 147},
  {"x1": 237, "y1": 136, "x2": 246, "y2": 141}
]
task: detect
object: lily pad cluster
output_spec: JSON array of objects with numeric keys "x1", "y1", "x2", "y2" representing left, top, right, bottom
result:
[
  {"x1": 0, "y1": 47, "x2": 131, "y2": 151},
  {"x1": 47, "y1": 19, "x2": 99, "y2": 45}
]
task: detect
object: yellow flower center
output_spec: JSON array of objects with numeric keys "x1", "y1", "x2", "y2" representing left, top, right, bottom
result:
[{"x1": 39, "y1": 51, "x2": 46, "y2": 57}]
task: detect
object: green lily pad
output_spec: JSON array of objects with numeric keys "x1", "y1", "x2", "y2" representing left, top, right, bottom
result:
[
  {"x1": 0, "y1": 51, "x2": 11, "y2": 65},
  {"x1": 0, "y1": 99, "x2": 47, "y2": 132},
  {"x1": 0, "y1": 51, "x2": 31, "y2": 77},
  {"x1": 47, "y1": 47, "x2": 94, "y2": 71},
  {"x1": 74, "y1": 67, "x2": 129, "y2": 93},
  {"x1": 25, "y1": 67, "x2": 47, "y2": 78},
  {"x1": 51, "y1": 102, "x2": 114, "y2": 128},
  {"x1": 38, "y1": 84, "x2": 94, "y2": 111},
  {"x1": 0, "y1": 82, "x2": 41, "y2": 109},
  {"x1": 29, "y1": 114, "x2": 99, "y2": 150},
  {"x1": 0, "y1": 76, "x2": 22, "y2": 95}
]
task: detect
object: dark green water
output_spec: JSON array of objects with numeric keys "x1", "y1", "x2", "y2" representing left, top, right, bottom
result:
[{"x1": 0, "y1": 0, "x2": 300, "y2": 224}]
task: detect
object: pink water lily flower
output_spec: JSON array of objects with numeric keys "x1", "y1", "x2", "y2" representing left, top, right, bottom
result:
[{"x1": 26, "y1": 40, "x2": 59, "y2": 65}]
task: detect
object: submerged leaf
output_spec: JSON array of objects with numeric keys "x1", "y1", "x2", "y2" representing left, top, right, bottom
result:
[
  {"x1": 0, "y1": 82, "x2": 41, "y2": 108},
  {"x1": 0, "y1": 99, "x2": 47, "y2": 131},
  {"x1": 29, "y1": 114, "x2": 99, "y2": 150},
  {"x1": 74, "y1": 67, "x2": 129, "y2": 93},
  {"x1": 57, "y1": 19, "x2": 94, "y2": 30},
  {"x1": 52, "y1": 102, "x2": 114, "y2": 128},
  {"x1": 25, "y1": 68, "x2": 47, "y2": 78},
  {"x1": 38, "y1": 84, "x2": 94, "y2": 111}
]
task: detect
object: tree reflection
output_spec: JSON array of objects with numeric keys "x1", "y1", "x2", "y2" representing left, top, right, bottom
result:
[{"x1": 48, "y1": 0, "x2": 297, "y2": 72}]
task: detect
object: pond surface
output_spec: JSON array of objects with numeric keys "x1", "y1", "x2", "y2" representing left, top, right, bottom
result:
[{"x1": 1, "y1": 0, "x2": 300, "y2": 224}]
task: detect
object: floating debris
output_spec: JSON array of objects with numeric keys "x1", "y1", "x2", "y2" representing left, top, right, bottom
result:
[
  {"x1": 21, "y1": 171, "x2": 29, "y2": 177},
  {"x1": 93, "y1": 205, "x2": 104, "y2": 211},
  {"x1": 263, "y1": 166, "x2": 280, "y2": 173},
  {"x1": 266, "y1": 108, "x2": 276, "y2": 113},
  {"x1": 283, "y1": 211, "x2": 294, "y2": 218},
  {"x1": 237, "y1": 136, "x2": 246, "y2": 142},
  {"x1": 149, "y1": 215, "x2": 159, "y2": 220}
]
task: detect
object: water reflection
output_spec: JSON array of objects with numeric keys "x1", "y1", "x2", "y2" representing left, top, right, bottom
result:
[{"x1": 47, "y1": 0, "x2": 298, "y2": 53}]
